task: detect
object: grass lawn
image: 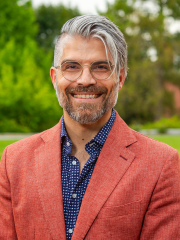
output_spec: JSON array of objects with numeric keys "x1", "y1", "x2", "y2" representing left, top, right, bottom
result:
[
  {"x1": 0, "y1": 140, "x2": 18, "y2": 159},
  {"x1": 0, "y1": 135, "x2": 180, "y2": 160},
  {"x1": 149, "y1": 135, "x2": 180, "y2": 155}
]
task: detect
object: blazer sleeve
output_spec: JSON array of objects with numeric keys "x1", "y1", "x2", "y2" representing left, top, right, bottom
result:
[
  {"x1": 0, "y1": 147, "x2": 18, "y2": 240},
  {"x1": 140, "y1": 150, "x2": 180, "y2": 240}
]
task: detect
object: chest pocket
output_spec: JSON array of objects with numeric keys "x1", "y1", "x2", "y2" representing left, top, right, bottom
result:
[{"x1": 97, "y1": 200, "x2": 142, "y2": 219}]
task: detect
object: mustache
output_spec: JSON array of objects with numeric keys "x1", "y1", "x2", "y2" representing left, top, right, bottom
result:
[{"x1": 65, "y1": 85, "x2": 108, "y2": 94}]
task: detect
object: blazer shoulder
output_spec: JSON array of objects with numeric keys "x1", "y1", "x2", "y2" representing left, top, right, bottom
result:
[
  {"x1": 131, "y1": 129, "x2": 178, "y2": 156},
  {"x1": 112, "y1": 113, "x2": 178, "y2": 157},
  {"x1": 2, "y1": 121, "x2": 61, "y2": 159}
]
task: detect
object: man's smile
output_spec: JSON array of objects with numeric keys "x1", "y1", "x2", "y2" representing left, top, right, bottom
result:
[
  {"x1": 72, "y1": 94, "x2": 100, "y2": 99},
  {"x1": 66, "y1": 86, "x2": 107, "y2": 102}
]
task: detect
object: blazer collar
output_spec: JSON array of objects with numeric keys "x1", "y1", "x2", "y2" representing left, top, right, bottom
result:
[{"x1": 35, "y1": 119, "x2": 67, "y2": 240}]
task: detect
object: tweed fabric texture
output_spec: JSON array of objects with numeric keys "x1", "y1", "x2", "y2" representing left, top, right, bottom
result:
[
  {"x1": 0, "y1": 112, "x2": 180, "y2": 240},
  {"x1": 61, "y1": 109, "x2": 116, "y2": 239}
]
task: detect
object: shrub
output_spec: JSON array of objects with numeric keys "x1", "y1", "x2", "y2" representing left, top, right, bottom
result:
[
  {"x1": 130, "y1": 115, "x2": 180, "y2": 133},
  {"x1": 0, "y1": 119, "x2": 31, "y2": 133}
]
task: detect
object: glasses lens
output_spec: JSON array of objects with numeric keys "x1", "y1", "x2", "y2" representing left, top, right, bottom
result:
[
  {"x1": 61, "y1": 61, "x2": 82, "y2": 81},
  {"x1": 91, "y1": 61, "x2": 113, "y2": 80}
]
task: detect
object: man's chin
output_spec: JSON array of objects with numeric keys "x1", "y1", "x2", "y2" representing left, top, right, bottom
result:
[{"x1": 68, "y1": 109, "x2": 105, "y2": 125}]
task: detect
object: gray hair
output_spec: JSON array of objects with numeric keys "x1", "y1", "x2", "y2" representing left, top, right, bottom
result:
[{"x1": 54, "y1": 15, "x2": 127, "y2": 77}]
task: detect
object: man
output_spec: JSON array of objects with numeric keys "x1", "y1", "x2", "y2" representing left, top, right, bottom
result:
[{"x1": 0, "y1": 15, "x2": 180, "y2": 240}]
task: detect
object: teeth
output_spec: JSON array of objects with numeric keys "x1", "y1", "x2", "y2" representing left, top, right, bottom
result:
[{"x1": 73, "y1": 94, "x2": 99, "y2": 99}]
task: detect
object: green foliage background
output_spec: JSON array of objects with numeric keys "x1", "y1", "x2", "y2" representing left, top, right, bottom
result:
[
  {"x1": 100, "y1": 0, "x2": 180, "y2": 124},
  {"x1": 0, "y1": 0, "x2": 180, "y2": 132},
  {"x1": 0, "y1": 0, "x2": 80, "y2": 132}
]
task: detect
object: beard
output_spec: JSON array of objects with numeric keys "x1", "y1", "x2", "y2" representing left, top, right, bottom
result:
[{"x1": 56, "y1": 82, "x2": 119, "y2": 124}]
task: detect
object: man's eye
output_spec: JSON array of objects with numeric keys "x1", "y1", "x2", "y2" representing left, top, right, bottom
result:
[
  {"x1": 67, "y1": 64, "x2": 78, "y2": 69},
  {"x1": 62, "y1": 63, "x2": 81, "y2": 71},
  {"x1": 92, "y1": 64, "x2": 110, "y2": 71},
  {"x1": 99, "y1": 65, "x2": 109, "y2": 69}
]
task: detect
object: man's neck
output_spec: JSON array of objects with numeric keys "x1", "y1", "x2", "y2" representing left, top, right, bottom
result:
[
  {"x1": 63, "y1": 109, "x2": 112, "y2": 172},
  {"x1": 63, "y1": 110, "x2": 112, "y2": 150}
]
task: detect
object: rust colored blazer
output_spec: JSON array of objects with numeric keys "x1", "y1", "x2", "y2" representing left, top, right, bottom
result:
[{"x1": 0, "y1": 113, "x2": 180, "y2": 240}]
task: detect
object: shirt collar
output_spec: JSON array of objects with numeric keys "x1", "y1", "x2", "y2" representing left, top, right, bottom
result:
[
  {"x1": 61, "y1": 115, "x2": 68, "y2": 142},
  {"x1": 90, "y1": 109, "x2": 116, "y2": 146}
]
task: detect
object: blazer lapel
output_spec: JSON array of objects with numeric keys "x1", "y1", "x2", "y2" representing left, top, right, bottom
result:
[
  {"x1": 72, "y1": 113, "x2": 137, "y2": 240},
  {"x1": 35, "y1": 121, "x2": 66, "y2": 240}
]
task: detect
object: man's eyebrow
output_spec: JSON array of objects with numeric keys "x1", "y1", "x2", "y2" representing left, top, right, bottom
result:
[
  {"x1": 60, "y1": 59, "x2": 113, "y2": 65},
  {"x1": 60, "y1": 59, "x2": 77, "y2": 65}
]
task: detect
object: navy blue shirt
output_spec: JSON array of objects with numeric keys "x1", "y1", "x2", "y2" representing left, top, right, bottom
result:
[{"x1": 61, "y1": 109, "x2": 116, "y2": 239}]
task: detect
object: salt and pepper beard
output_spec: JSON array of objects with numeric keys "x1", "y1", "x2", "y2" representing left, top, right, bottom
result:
[{"x1": 56, "y1": 80, "x2": 119, "y2": 124}]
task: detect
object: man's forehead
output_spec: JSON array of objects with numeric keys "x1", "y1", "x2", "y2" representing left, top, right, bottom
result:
[
  {"x1": 58, "y1": 34, "x2": 112, "y2": 63},
  {"x1": 58, "y1": 34, "x2": 74, "y2": 49},
  {"x1": 59, "y1": 34, "x2": 101, "y2": 47}
]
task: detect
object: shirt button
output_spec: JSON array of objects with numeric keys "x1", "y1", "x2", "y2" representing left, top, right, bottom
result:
[
  {"x1": 72, "y1": 160, "x2": 76, "y2": 165},
  {"x1": 67, "y1": 142, "x2": 70, "y2": 146},
  {"x1": 72, "y1": 193, "x2": 77, "y2": 198},
  {"x1": 89, "y1": 142, "x2": 95, "y2": 146},
  {"x1": 68, "y1": 229, "x2": 73, "y2": 234}
]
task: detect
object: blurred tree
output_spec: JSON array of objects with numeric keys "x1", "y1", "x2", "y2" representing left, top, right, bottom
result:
[
  {"x1": 101, "y1": 0, "x2": 180, "y2": 124},
  {"x1": 0, "y1": 0, "x2": 63, "y2": 132},
  {"x1": 35, "y1": 4, "x2": 81, "y2": 52},
  {"x1": 0, "y1": 0, "x2": 37, "y2": 46}
]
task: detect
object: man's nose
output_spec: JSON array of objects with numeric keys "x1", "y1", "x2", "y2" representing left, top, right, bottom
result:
[{"x1": 76, "y1": 65, "x2": 96, "y2": 86}]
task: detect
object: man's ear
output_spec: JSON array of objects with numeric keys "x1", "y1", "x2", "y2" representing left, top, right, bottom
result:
[
  {"x1": 50, "y1": 67, "x2": 56, "y2": 90},
  {"x1": 118, "y1": 67, "x2": 126, "y2": 90}
]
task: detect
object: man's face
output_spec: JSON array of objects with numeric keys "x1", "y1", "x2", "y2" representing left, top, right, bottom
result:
[{"x1": 51, "y1": 35, "x2": 125, "y2": 124}]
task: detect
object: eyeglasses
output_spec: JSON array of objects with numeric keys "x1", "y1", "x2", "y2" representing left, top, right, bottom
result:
[{"x1": 55, "y1": 61, "x2": 115, "y2": 81}]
